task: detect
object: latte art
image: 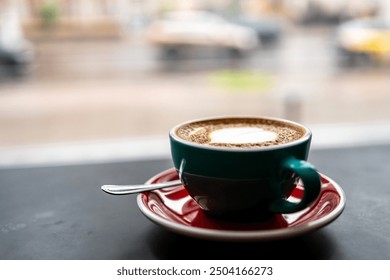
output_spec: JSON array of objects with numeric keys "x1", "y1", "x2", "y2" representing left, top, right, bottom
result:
[
  {"x1": 209, "y1": 127, "x2": 277, "y2": 144},
  {"x1": 175, "y1": 117, "x2": 305, "y2": 148}
]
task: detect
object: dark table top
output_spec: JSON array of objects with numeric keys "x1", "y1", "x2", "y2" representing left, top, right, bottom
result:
[{"x1": 1, "y1": 144, "x2": 390, "y2": 260}]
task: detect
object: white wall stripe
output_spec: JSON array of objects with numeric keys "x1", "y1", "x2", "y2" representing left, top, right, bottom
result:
[{"x1": 0, "y1": 121, "x2": 389, "y2": 168}]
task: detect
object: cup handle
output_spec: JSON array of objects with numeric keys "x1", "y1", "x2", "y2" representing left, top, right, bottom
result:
[{"x1": 269, "y1": 157, "x2": 321, "y2": 213}]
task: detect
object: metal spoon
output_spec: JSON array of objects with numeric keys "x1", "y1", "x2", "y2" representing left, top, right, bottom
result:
[
  {"x1": 102, "y1": 160, "x2": 187, "y2": 195},
  {"x1": 101, "y1": 179, "x2": 182, "y2": 195}
]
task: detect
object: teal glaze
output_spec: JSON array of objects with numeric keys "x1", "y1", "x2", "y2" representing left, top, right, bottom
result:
[
  {"x1": 169, "y1": 116, "x2": 322, "y2": 218},
  {"x1": 170, "y1": 134, "x2": 310, "y2": 179},
  {"x1": 270, "y1": 157, "x2": 321, "y2": 213}
]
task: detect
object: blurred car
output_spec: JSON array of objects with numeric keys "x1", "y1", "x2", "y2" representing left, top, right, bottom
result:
[
  {"x1": 335, "y1": 19, "x2": 390, "y2": 65},
  {"x1": 232, "y1": 16, "x2": 282, "y2": 46},
  {"x1": 0, "y1": 7, "x2": 34, "y2": 75},
  {"x1": 284, "y1": 0, "x2": 379, "y2": 24},
  {"x1": 0, "y1": 41, "x2": 34, "y2": 75},
  {"x1": 145, "y1": 10, "x2": 259, "y2": 57}
]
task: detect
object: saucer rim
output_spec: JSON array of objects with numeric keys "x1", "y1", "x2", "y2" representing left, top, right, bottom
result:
[{"x1": 136, "y1": 169, "x2": 346, "y2": 242}]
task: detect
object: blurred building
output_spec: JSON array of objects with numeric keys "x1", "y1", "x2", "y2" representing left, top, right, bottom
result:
[
  {"x1": 0, "y1": 0, "x2": 272, "y2": 41},
  {"x1": 1, "y1": 0, "x2": 160, "y2": 40},
  {"x1": 1, "y1": 0, "x2": 389, "y2": 42},
  {"x1": 16, "y1": 0, "x2": 131, "y2": 39}
]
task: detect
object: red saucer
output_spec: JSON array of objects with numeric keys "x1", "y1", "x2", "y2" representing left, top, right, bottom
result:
[{"x1": 137, "y1": 168, "x2": 345, "y2": 241}]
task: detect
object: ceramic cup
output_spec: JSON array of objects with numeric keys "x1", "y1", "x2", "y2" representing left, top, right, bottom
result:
[{"x1": 169, "y1": 116, "x2": 321, "y2": 222}]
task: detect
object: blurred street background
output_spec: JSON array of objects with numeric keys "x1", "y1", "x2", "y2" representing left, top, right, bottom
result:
[{"x1": 1, "y1": 0, "x2": 390, "y2": 164}]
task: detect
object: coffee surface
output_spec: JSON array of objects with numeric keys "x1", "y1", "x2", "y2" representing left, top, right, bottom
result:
[{"x1": 175, "y1": 118, "x2": 305, "y2": 148}]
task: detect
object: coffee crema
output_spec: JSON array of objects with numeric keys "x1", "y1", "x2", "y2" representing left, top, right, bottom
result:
[{"x1": 175, "y1": 118, "x2": 305, "y2": 148}]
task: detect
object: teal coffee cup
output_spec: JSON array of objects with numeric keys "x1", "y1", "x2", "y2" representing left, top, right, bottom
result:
[{"x1": 169, "y1": 116, "x2": 321, "y2": 222}]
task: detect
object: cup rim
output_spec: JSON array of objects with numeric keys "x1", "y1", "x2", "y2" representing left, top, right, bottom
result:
[{"x1": 169, "y1": 115, "x2": 312, "y2": 152}]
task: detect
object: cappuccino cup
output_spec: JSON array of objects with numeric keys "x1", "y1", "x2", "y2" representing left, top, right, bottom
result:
[{"x1": 169, "y1": 116, "x2": 321, "y2": 222}]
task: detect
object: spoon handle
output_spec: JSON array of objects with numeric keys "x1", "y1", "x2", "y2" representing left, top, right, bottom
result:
[{"x1": 101, "y1": 179, "x2": 182, "y2": 195}]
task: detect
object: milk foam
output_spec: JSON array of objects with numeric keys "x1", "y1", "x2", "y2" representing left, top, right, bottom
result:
[{"x1": 209, "y1": 127, "x2": 277, "y2": 144}]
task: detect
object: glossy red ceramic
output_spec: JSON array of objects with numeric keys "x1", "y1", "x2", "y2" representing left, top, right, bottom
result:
[{"x1": 137, "y1": 168, "x2": 345, "y2": 241}]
